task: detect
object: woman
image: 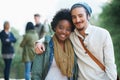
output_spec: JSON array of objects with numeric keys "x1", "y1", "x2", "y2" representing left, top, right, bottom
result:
[
  {"x1": 20, "y1": 22, "x2": 39, "y2": 80},
  {"x1": 0, "y1": 21, "x2": 16, "y2": 80},
  {"x1": 31, "y1": 9, "x2": 78, "y2": 80}
]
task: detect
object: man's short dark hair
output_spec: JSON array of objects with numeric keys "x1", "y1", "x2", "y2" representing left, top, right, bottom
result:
[{"x1": 34, "y1": 14, "x2": 40, "y2": 17}]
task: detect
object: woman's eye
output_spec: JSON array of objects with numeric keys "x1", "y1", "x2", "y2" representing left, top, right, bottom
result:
[
  {"x1": 58, "y1": 25, "x2": 63, "y2": 29},
  {"x1": 65, "y1": 28, "x2": 71, "y2": 32}
]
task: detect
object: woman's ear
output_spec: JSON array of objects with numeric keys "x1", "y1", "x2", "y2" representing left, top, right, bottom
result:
[{"x1": 54, "y1": 28, "x2": 56, "y2": 32}]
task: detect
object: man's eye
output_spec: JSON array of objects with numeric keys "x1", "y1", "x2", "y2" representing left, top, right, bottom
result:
[{"x1": 72, "y1": 16, "x2": 76, "y2": 19}]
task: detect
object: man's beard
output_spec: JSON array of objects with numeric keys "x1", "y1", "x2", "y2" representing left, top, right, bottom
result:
[
  {"x1": 74, "y1": 22, "x2": 85, "y2": 31},
  {"x1": 76, "y1": 27, "x2": 85, "y2": 32}
]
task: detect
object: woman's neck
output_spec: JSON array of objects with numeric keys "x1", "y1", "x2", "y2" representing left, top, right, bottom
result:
[{"x1": 5, "y1": 29, "x2": 9, "y2": 32}]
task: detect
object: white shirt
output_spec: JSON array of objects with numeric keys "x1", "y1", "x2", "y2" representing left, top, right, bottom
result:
[
  {"x1": 45, "y1": 58, "x2": 68, "y2": 80},
  {"x1": 70, "y1": 24, "x2": 117, "y2": 80}
]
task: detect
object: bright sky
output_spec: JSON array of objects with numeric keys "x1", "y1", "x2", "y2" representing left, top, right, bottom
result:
[{"x1": 0, "y1": 0, "x2": 108, "y2": 35}]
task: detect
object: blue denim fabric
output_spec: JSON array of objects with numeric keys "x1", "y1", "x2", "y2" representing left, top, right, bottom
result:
[
  {"x1": 48, "y1": 39, "x2": 54, "y2": 70},
  {"x1": 25, "y1": 62, "x2": 32, "y2": 80},
  {"x1": 3, "y1": 59, "x2": 12, "y2": 80}
]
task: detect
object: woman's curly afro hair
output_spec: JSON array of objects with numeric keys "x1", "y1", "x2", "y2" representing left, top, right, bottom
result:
[{"x1": 51, "y1": 9, "x2": 75, "y2": 32}]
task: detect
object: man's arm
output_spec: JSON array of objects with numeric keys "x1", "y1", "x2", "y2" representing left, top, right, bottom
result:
[
  {"x1": 104, "y1": 31, "x2": 117, "y2": 80},
  {"x1": 34, "y1": 37, "x2": 45, "y2": 54},
  {"x1": 31, "y1": 54, "x2": 44, "y2": 80}
]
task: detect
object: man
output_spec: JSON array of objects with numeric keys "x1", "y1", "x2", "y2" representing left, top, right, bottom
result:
[
  {"x1": 35, "y1": 2, "x2": 117, "y2": 80},
  {"x1": 69, "y1": 2, "x2": 117, "y2": 80},
  {"x1": 34, "y1": 14, "x2": 45, "y2": 39}
]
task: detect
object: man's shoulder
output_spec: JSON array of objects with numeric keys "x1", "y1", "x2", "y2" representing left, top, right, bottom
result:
[
  {"x1": 92, "y1": 25, "x2": 109, "y2": 33},
  {"x1": 35, "y1": 23, "x2": 43, "y2": 27},
  {"x1": 39, "y1": 23, "x2": 44, "y2": 27},
  {"x1": 70, "y1": 32, "x2": 75, "y2": 40},
  {"x1": 91, "y1": 25, "x2": 111, "y2": 38}
]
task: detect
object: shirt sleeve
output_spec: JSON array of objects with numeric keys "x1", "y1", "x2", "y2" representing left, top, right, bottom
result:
[
  {"x1": 36, "y1": 37, "x2": 45, "y2": 43},
  {"x1": 9, "y1": 32, "x2": 17, "y2": 43},
  {"x1": 103, "y1": 31, "x2": 117, "y2": 80},
  {"x1": 31, "y1": 54, "x2": 44, "y2": 80}
]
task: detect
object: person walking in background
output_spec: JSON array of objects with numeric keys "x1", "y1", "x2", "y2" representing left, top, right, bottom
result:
[
  {"x1": 34, "y1": 2, "x2": 117, "y2": 80},
  {"x1": 34, "y1": 14, "x2": 45, "y2": 39},
  {"x1": 31, "y1": 9, "x2": 78, "y2": 80},
  {"x1": 20, "y1": 22, "x2": 39, "y2": 80},
  {"x1": 0, "y1": 21, "x2": 17, "y2": 80}
]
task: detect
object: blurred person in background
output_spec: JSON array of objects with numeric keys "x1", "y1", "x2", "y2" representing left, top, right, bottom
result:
[
  {"x1": 20, "y1": 22, "x2": 39, "y2": 80},
  {"x1": 0, "y1": 21, "x2": 17, "y2": 80},
  {"x1": 34, "y1": 14, "x2": 45, "y2": 39}
]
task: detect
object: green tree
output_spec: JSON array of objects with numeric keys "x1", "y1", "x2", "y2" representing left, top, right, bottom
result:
[
  {"x1": 98, "y1": 0, "x2": 120, "y2": 76},
  {"x1": 10, "y1": 27, "x2": 24, "y2": 78}
]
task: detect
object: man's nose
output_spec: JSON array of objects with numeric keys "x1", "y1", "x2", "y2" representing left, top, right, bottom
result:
[{"x1": 76, "y1": 17, "x2": 81, "y2": 22}]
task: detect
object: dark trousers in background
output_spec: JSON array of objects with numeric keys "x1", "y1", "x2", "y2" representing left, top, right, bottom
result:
[{"x1": 3, "y1": 59, "x2": 12, "y2": 80}]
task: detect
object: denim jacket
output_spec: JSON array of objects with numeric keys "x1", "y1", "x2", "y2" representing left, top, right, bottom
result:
[{"x1": 31, "y1": 35, "x2": 78, "y2": 80}]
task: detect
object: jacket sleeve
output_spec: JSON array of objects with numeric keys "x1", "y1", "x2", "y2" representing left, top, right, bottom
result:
[
  {"x1": 72, "y1": 53, "x2": 78, "y2": 80},
  {"x1": 104, "y1": 31, "x2": 117, "y2": 80},
  {"x1": 20, "y1": 35, "x2": 28, "y2": 47},
  {"x1": 9, "y1": 32, "x2": 17, "y2": 43},
  {"x1": 0, "y1": 32, "x2": 11, "y2": 45},
  {"x1": 31, "y1": 35, "x2": 51, "y2": 80},
  {"x1": 31, "y1": 54, "x2": 44, "y2": 80}
]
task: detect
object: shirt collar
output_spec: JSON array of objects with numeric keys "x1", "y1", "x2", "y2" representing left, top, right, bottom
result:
[
  {"x1": 74, "y1": 24, "x2": 92, "y2": 38},
  {"x1": 85, "y1": 24, "x2": 92, "y2": 35}
]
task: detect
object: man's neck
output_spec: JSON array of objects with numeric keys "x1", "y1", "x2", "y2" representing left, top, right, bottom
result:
[
  {"x1": 79, "y1": 30, "x2": 86, "y2": 37},
  {"x1": 36, "y1": 22, "x2": 41, "y2": 25},
  {"x1": 79, "y1": 24, "x2": 88, "y2": 37}
]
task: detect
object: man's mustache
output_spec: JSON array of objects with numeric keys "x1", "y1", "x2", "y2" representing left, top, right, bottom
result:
[{"x1": 75, "y1": 22, "x2": 81, "y2": 25}]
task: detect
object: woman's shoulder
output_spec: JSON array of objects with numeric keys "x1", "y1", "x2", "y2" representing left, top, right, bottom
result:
[
  {"x1": 44, "y1": 35, "x2": 53, "y2": 43},
  {"x1": 0, "y1": 30, "x2": 5, "y2": 34}
]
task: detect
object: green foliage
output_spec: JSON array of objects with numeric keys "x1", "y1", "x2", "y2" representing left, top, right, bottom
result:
[{"x1": 99, "y1": 0, "x2": 120, "y2": 30}]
